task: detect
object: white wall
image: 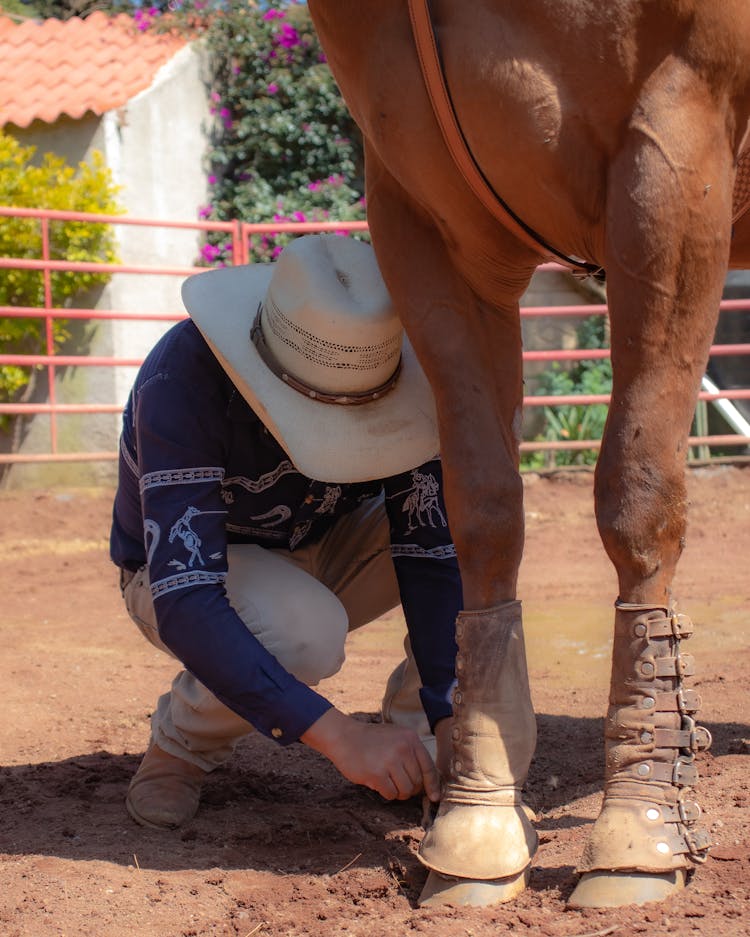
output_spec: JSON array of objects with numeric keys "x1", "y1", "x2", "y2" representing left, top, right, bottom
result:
[{"x1": 6, "y1": 44, "x2": 210, "y2": 488}]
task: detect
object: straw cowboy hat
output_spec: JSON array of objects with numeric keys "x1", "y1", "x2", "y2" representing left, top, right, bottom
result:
[{"x1": 182, "y1": 234, "x2": 440, "y2": 483}]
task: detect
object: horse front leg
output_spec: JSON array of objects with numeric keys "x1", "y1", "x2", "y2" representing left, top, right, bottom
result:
[
  {"x1": 569, "y1": 82, "x2": 733, "y2": 908},
  {"x1": 365, "y1": 158, "x2": 540, "y2": 906}
]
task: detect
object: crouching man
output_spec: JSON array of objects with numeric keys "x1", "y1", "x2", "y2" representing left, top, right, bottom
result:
[{"x1": 110, "y1": 234, "x2": 461, "y2": 829}]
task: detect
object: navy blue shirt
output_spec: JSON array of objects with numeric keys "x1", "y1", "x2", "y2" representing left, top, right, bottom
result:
[{"x1": 111, "y1": 319, "x2": 461, "y2": 744}]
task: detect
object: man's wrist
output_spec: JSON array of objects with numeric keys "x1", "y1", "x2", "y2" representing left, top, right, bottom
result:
[{"x1": 300, "y1": 706, "x2": 352, "y2": 759}]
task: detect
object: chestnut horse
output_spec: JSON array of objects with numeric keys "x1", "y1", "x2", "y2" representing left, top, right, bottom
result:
[{"x1": 308, "y1": 0, "x2": 750, "y2": 910}]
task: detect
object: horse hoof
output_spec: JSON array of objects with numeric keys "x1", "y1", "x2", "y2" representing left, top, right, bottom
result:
[
  {"x1": 418, "y1": 866, "x2": 530, "y2": 907},
  {"x1": 567, "y1": 869, "x2": 687, "y2": 909}
]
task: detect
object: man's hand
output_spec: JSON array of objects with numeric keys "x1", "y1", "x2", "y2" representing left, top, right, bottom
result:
[{"x1": 301, "y1": 708, "x2": 440, "y2": 802}]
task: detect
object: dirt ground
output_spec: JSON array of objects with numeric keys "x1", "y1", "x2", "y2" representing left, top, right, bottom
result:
[{"x1": 1, "y1": 464, "x2": 749, "y2": 937}]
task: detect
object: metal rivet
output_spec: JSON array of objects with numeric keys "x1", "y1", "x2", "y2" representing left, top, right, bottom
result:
[
  {"x1": 271, "y1": 728, "x2": 283, "y2": 739},
  {"x1": 453, "y1": 760, "x2": 462, "y2": 773},
  {"x1": 641, "y1": 731, "x2": 653, "y2": 744},
  {"x1": 454, "y1": 691, "x2": 463, "y2": 705},
  {"x1": 452, "y1": 726, "x2": 461, "y2": 740},
  {"x1": 641, "y1": 662, "x2": 655, "y2": 675},
  {"x1": 635, "y1": 623, "x2": 648, "y2": 637},
  {"x1": 647, "y1": 808, "x2": 661, "y2": 821},
  {"x1": 638, "y1": 763, "x2": 651, "y2": 776},
  {"x1": 656, "y1": 842, "x2": 671, "y2": 855},
  {"x1": 642, "y1": 697, "x2": 655, "y2": 709}
]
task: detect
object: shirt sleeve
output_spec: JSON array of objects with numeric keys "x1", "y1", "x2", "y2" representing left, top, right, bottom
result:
[
  {"x1": 384, "y1": 459, "x2": 462, "y2": 730},
  {"x1": 134, "y1": 372, "x2": 331, "y2": 745}
]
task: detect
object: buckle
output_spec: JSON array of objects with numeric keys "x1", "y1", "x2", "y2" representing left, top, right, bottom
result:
[
  {"x1": 683, "y1": 826, "x2": 711, "y2": 862},
  {"x1": 672, "y1": 758, "x2": 698, "y2": 786},
  {"x1": 678, "y1": 797, "x2": 702, "y2": 825},
  {"x1": 690, "y1": 724, "x2": 713, "y2": 752}
]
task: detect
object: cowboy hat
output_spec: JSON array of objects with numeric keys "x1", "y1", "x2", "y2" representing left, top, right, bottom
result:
[{"x1": 181, "y1": 234, "x2": 440, "y2": 483}]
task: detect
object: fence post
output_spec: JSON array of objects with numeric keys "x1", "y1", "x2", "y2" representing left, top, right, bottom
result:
[{"x1": 41, "y1": 216, "x2": 57, "y2": 454}]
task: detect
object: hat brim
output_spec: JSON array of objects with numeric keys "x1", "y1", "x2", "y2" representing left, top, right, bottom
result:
[{"x1": 182, "y1": 263, "x2": 440, "y2": 483}]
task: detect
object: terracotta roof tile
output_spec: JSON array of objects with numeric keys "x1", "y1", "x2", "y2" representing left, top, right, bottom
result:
[{"x1": 0, "y1": 12, "x2": 187, "y2": 129}]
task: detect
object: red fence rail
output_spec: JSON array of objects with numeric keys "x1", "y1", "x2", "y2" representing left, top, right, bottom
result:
[{"x1": 1, "y1": 206, "x2": 749, "y2": 466}]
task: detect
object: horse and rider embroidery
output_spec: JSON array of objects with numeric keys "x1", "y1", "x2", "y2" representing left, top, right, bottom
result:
[
  {"x1": 390, "y1": 469, "x2": 447, "y2": 534},
  {"x1": 167, "y1": 506, "x2": 226, "y2": 569}
]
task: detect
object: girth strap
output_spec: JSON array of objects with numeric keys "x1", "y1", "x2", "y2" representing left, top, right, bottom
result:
[{"x1": 407, "y1": 0, "x2": 602, "y2": 276}]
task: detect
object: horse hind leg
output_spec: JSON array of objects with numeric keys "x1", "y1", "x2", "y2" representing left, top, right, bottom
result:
[{"x1": 568, "y1": 78, "x2": 732, "y2": 908}]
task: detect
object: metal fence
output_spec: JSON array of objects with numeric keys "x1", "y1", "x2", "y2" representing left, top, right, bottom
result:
[{"x1": 1, "y1": 205, "x2": 749, "y2": 467}]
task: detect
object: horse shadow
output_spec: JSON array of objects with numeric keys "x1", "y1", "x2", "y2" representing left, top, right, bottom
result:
[{"x1": 1, "y1": 711, "x2": 746, "y2": 902}]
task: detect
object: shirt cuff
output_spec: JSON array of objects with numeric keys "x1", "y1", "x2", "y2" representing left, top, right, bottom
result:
[
  {"x1": 211, "y1": 676, "x2": 333, "y2": 747},
  {"x1": 420, "y1": 682, "x2": 455, "y2": 733}
]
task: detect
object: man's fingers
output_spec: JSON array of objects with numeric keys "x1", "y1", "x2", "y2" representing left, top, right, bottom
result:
[
  {"x1": 388, "y1": 762, "x2": 421, "y2": 800},
  {"x1": 376, "y1": 775, "x2": 400, "y2": 800}
]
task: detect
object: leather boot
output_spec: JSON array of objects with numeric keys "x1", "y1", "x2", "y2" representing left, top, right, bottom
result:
[
  {"x1": 568, "y1": 602, "x2": 712, "y2": 908},
  {"x1": 418, "y1": 601, "x2": 538, "y2": 907},
  {"x1": 381, "y1": 640, "x2": 437, "y2": 763},
  {"x1": 126, "y1": 742, "x2": 207, "y2": 830}
]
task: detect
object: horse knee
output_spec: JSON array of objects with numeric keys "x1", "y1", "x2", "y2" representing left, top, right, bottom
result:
[
  {"x1": 449, "y1": 473, "x2": 525, "y2": 601},
  {"x1": 594, "y1": 462, "x2": 687, "y2": 590}
]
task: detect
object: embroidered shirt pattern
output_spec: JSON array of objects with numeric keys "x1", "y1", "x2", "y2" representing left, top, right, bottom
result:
[{"x1": 110, "y1": 319, "x2": 461, "y2": 747}]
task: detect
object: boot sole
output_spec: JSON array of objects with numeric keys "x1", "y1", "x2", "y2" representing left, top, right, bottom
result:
[{"x1": 125, "y1": 791, "x2": 186, "y2": 831}]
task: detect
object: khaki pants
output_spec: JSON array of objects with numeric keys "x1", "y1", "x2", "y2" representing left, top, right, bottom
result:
[{"x1": 123, "y1": 495, "x2": 430, "y2": 770}]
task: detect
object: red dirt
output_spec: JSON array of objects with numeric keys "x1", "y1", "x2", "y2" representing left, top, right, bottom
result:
[{"x1": 1, "y1": 464, "x2": 749, "y2": 937}]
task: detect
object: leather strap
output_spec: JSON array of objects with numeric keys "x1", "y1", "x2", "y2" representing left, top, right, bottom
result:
[
  {"x1": 639, "y1": 688, "x2": 702, "y2": 713},
  {"x1": 408, "y1": 0, "x2": 602, "y2": 275},
  {"x1": 638, "y1": 654, "x2": 696, "y2": 679}
]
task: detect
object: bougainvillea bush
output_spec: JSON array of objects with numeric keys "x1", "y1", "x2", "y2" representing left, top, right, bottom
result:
[{"x1": 164, "y1": 0, "x2": 367, "y2": 263}]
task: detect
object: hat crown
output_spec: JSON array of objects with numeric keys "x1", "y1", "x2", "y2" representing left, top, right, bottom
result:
[{"x1": 260, "y1": 235, "x2": 403, "y2": 396}]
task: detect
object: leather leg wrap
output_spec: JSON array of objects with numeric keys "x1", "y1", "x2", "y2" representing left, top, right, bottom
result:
[
  {"x1": 418, "y1": 601, "x2": 538, "y2": 880},
  {"x1": 578, "y1": 603, "x2": 712, "y2": 874}
]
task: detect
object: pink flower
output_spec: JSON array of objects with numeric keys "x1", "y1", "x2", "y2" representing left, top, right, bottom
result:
[
  {"x1": 267, "y1": 82, "x2": 279, "y2": 95},
  {"x1": 276, "y1": 23, "x2": 300, "y2": 48},
  {"x1": 198, "y1": 205, "x2": 213, "y2": 219},
  {"x1": 263, "y1": 9, "x2": 286, "y2": 20},
  {"x1": 292, "y1": 211, "x2": 306, "y2": 222},
  {"x1": 133, "y1": 9, "x2": 151, "y2": 31},
  {"x1": 201, "y1": 243, "x2": 222, "y2": 263},
  {"x1": 307, "y1": 180, "x2": 322, "y2": 192},
  {"x1": 208, "y1": 174, "x2": 217, "y2": 185}
]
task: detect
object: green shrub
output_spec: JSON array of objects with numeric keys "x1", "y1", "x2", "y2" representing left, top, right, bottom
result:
[
  {"x1": 0, "y1": 130, "x2": 121, "y2": 426},
  {"x1": 525, "y1": 315, "x2": 612, "y2": 469}
]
